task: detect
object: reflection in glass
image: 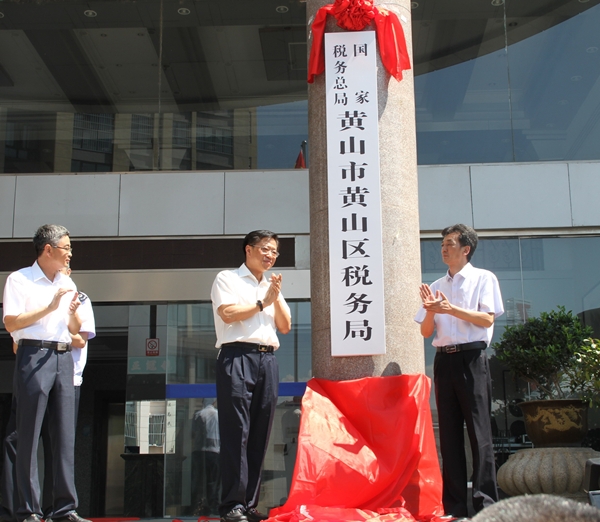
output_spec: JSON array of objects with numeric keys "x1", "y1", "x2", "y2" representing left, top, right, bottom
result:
[
  {"x1": 191, "y1": 399, "x2": 221, "y2": 516},
  {"x1": 507, "y1": 2, "x2": 600, "y2": 162},
  {"x1": 0, "y1": 0, "x2": 308, "y2": 173},
  {"x1": 413, "y1": 0, "x2": 600, "y2": 164},
  {"x1": 165, "y1": 396, "x2": 302, "y2": 517},
  {"x1": 124, "y1": 401, "x2": 173, "y2": 454}
]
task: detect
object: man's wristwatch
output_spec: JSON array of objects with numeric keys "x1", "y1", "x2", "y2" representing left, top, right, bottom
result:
[{"x1": 256, "y1": 300, "x2": 264, "y2": 312}]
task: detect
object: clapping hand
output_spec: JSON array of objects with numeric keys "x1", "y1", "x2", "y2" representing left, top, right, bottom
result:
[
  {"x1": 48, "y1": 288, "x2": 74, "y2": 312},
  {"x1": 68, "y1": 292, "x2": 81, "y2": 315},
  {"x1": 420, "y1": 284, "x2": 453, "y2": 315},
  {"x1": 263, "y1": 273, "x2": 282, "y2": 308}
]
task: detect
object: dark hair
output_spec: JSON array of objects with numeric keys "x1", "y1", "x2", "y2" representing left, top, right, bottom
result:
[
  {"x1": 442, "y1": 223, "x2": 478, "y2": 261},
  {"x1": 243, "y1": 230, "x2": 279, "y2": 257},
  {"x1": 33, "y1": 224, "x2": 70, "y2": 257},
  {"x1": 470, "y1": 494, "x2": 600, "y2": 522}
]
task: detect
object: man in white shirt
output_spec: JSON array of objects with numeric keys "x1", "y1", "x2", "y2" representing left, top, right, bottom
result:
[
  {"x1": 1, "y1": 266, "x2": 95, "y2": 522},
  {"x1": 211, "y1": 230, "x2": 291, "y2": 522},
  {"x1": 2, "y1": 225, "x2": 86, "y2": 522},
  {"x1": 414, "y1": 224, "x2": 504, "y2": 519}
]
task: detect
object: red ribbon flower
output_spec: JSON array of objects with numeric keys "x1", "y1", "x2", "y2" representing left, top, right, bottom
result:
[
  {"x1": 331, "y1": 0, "x2": 376, "y2": 31},
  {"x1": 308, "y1": 0, "x2": 411, "y2": 84}
]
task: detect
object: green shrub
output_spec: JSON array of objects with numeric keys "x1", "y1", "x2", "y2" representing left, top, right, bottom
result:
[{"x1": 492, "y1": 306, "x2": 592, "y2": 399}]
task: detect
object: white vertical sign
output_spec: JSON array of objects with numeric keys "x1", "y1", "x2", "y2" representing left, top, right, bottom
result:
[{"x1": 325, "y1": 31, "x2": 386, "y2": 357}]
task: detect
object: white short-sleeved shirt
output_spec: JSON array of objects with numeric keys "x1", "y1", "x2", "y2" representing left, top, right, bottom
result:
[
  {"x1": 73, "y1": 292, "x2": 96, "y2": 386},
  {"x1": 3, "y1": 261, "x2": 77, "y2": 344},
  {"x1": 414, "y1": 262, "x2": 504, "y2": 347},
  {"x1": 211, "y1": 263, "x2": 291, "y2": 349}
]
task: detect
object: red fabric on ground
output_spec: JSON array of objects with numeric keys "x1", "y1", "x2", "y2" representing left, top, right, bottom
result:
[{"x1": 269, "y1": 374, "x2": 443, "y2": 522}]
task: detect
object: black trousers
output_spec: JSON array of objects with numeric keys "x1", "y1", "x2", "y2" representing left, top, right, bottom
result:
[
  {"x1": 434, "y1": 349, "x2": 498, "y2": 517},
  {"x1": 216, "y1": 344, "x2": 278, "y2": 517},
  {"x1": 42, "y1": 385, "x2": 81, "y2": 516},
  {"x1": 13, "y1": 345, "x2": 77, "y2": 521}
]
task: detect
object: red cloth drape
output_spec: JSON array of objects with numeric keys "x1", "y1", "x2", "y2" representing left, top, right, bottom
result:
[
  {"x1": 307, "y1": 3, "x2": 411, "y2": 84},
  {"x1": 268, "y1": 374, "x2": 444, "y2": 522}
]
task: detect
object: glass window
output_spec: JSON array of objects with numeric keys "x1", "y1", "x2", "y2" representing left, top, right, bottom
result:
[
  {"x1": 506, "y1": 2, "x2": 600, "y2": 162},
  {"x1": 413, "y1": 0, "x2": 600, "y2": 164},
  {"x1": 0, "y1": 0, "x2": 308, "y2": 173}
]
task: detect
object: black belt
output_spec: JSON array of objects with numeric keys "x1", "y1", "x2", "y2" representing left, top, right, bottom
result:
[
  {"x1": 18, "y1": 339, "x2": 72, "y2": 352},
  {"x1": 222, "y1": 341, "x2": 275, "y2": 353},
  {"x1": 436, "y1": 341, "x2": 487, "y2": 354}
]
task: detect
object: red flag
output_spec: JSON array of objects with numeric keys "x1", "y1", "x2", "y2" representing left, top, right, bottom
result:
[{"x1": 294, "y1": 149, "x2": 306, "y2": 169}]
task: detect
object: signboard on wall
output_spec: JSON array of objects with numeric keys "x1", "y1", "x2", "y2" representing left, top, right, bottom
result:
[
  {"x1": 325, "y1": 31, "x2": 386, "y2": 356},
  {"x1": 146, "y1": 338, "x2": 160, "y2": 356}
]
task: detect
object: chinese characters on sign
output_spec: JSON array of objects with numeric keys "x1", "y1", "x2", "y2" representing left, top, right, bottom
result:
[{"x1": 325, "y1": 31, "x2": 386, "y2": 356}]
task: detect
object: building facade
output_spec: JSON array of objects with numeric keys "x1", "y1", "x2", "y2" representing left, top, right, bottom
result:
[{"x1": 1, "y1": 0, "x2": 600, "y2": 517}]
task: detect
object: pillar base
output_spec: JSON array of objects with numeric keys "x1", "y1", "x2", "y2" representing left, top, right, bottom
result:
[{"x1": 497, "y1": 447, "x2": 600, "y2": 501}]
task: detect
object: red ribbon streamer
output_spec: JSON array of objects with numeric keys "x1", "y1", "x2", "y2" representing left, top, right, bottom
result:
[{"x1": 308, "y1": 1, "x2": 411, "y2": 84}]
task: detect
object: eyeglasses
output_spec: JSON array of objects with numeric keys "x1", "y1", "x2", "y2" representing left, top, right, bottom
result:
[
  {"x1": 52, "y1": 245, "x2": 73, "y2": 253},
  {"x1": 252, "y1": 245, "x2": 280, "y2": 258}
]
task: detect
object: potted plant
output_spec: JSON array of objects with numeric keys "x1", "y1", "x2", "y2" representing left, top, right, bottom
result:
[
  {"x1": 565, "y1": 337, "x2": 600, "y2": 408},
  {"x1": 492, "y1": 306, "x2": 594, "y2": 447}
]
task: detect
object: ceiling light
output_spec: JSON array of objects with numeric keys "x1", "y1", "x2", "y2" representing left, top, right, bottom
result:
[
  {"x1": 276, "y1": 6, "x2": 289, "y2": 13},
  {"x1": 177, "y1": 8, "x2": 191, "y2": 15},
  {"x1": 83, "y1": 10, "x2": 97, "y2": 17}
]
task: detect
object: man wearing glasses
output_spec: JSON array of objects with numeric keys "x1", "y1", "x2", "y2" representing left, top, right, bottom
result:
[
  {"x1": 211, "y1": 230, "x2": 292, "y2": 522},
  {"x1": 2, "y1": 225, "x2": 88, "y2": 522}
]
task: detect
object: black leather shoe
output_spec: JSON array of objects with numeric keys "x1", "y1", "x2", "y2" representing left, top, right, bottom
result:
[
  {"x1": 246, "y1": 508, "x2": 268, "y2": 522},
  {"x1": 51, "y1": 513, "x2": 91, "y2": 522},
  {"x1": 220, "y1": 508, "x2": 248, "y2": 522}
]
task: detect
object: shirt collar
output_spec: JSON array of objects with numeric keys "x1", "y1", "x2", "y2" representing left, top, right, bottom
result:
[
  {"x1": 445, "y1": 261, "x2": 474, "y2": 282},
  {"x1": 238, "y1": 263, "x2": 267, "y2": 284},
  {"x1": 32, "y1": 260, "x2": 66, "y2": 284}
]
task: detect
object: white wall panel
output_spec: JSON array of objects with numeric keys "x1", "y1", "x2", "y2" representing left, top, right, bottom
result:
[
  {"x1": 569, "y1": 162, "x2": 600, "y2": 226},
  {"x1": 223, "y1": 170, "x2": 309, "y2": 234},
  {"x1": 417, "y1": 166, "x2": 473, "y2": 230},
  {"x1": 13, "y1": 174, "x2": 121, "y2": 238},
  {"x1": 119, "y1": 172, "x2": 225, "y2": 236},
  {"x1": 0, "y1": 176, "x2": 16, "y2": 238},
  {"x1": 471, "y1": 163, "x2": 571, "y2": 229}
]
